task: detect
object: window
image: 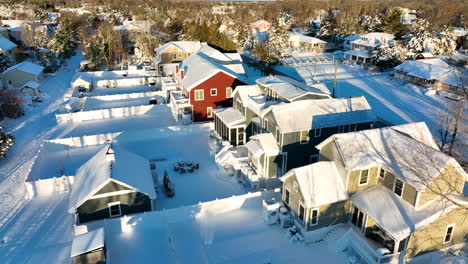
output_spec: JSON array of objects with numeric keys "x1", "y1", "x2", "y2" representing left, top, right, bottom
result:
[
  {"x1": 284, "y1": 188, "x2": 290, "y2": 205},
  {"x1": 207, "y1": 107, "x2": 213, "y2": 118},
  {"x1": 338, "y1": 125, "x2": 345, "y2": 133},
  {"x1": 310, "y1": 209, "x2": 319, "y2": 226},
  {"x1": 293, "y1": 181, "x2": 298, "y2": 192},
  {"x1": 263, "y1": 119, "x2": 268, "y2": 131},
  {"x1": 276, "y1": 129, "x2": 281, "y2": 144},
  {"x1": 210, "y1": 88, "x2": 217, "y2": 96},
  {"x1": 108, "y1": 202, "x2": 122, "y2": 217},
  {"x1": 8, "y1": 80, "x2": 12, "y2": 85},
  {"x1": 298, "y1": 203, "x2": 305, "y2": 223},
  {"x1": 178, "y1": 53, "x2": 182, "y2": 58},
  {"x1": 349, "y1": 124, "x2": 357, "y2": 132},
  {"x1": 314, "y1": 128, "x2": 321, "y2": 138},
  {"x1": 444, "y1": 224, "x2": 455, "y2": 243},
  {"x1": 172, "y1": 53, "x2": 177, "y2": 60},
  {"x1": 226, "y1": 87, "x2": 233, "y2": 98},
  {"x1": 379, "y1": 168, "x2": 386, "y2": 179},
  {"x1": 300, "y1": 130, "x2": 309, "y2": 144},
  {"x1": 394, "y1": 178, "x2": 404, "y2": 197},
  {"x1": 194, "y1": 90, "x2": 204, "y2": 101},
  {"x1": 359, "y1": 169, "x2": 369, "y2": 185},
  {"x1": 310, "y1": 154, "x2": 319, "y2": 164}
]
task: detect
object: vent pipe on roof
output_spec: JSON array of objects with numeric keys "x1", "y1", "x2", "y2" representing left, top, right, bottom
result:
[{"x1": 106, "y1": 144, "x2": 115, "y2": 162}]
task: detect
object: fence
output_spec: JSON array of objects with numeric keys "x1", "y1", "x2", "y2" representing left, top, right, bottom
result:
[
  {"x1": 25, "y1": 175, "x2": 75, "y2": 198},
  {"x1": 46, "y1": 132, "x2": 122, "y2": 148}
]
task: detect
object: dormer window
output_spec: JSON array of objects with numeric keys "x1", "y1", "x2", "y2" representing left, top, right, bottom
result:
[
  {"x1": 359, "y1": 169, "x2": 369, "y2": 186},
  {"x1": 394, "y1": 178, "x2": 404, "y2": 197}
]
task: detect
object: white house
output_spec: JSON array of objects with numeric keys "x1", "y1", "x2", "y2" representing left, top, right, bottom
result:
[
  {"x1": 0, "y1": 61, "x2": 44, "y2": 89},
  {"x1": 0, "y1": 36, "x2": 17, "y2": 55},
  {"x1": 344, "y1": 32, "x2": 394, "y2": 63}
]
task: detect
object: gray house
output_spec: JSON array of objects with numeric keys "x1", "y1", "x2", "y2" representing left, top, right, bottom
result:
[
  {"x1": 0, "y1": 61, "x2": 44, "y2": 89},
  {"x1": 71, "y1": 227, "x2": 106, "y2": 264},
  {"x1": 214, "y1": 75, "x2": 331, "y2": 146},
  {"x1": 68, "y1": 144, "x2": 156, "y2": 224}
]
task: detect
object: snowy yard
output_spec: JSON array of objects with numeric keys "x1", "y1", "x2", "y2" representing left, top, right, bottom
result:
[
  {"x1": 82, "y1": 92, "x2": 163, "y2": 111},
  {"x1": 276, "y1": 62, "x2": 457, "y2": 136},
  {"x1": 113, "y1": 124, "x2": 247, "y2": 209},
  {"x1": 104, "y1": 190, "x2": 348, "y2": 264},
  {"x1": 90, "y1": 84, "x2": 157, "y2": 96}
]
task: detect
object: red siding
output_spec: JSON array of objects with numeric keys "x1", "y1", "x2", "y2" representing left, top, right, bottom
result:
[{"x1": 189, "y1": 71, "x2": 245, "y2": 122}]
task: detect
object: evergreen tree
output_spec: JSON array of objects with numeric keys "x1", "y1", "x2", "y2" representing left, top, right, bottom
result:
[
  {"x1": 0, "y1": 126, "x2": 14, "y2": 158},
  {"x1": 381, "y1": 9, "x2": 406, "y2": 39},
  {"x1": 268, "y1": 13, "x2": 290, "y2": 59},
  {"x1": 0, "y1": 52, "x2": 12, "y2": 72},
  {"x1": 49, "y1": 19, "x2": 78, "y2": 58},
  {"x1": 372, "y1": 42, "x2": 407, "y2": 69}
]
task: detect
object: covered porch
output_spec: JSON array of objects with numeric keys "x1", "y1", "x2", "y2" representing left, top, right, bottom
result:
[
  {"x1": 214, "y1": 108, "x2": 246, "y2": 146},
  {"x1": 344, "y1": 50, "x2": 372, "y2": 64},
  {"x1": 169, "y1": 90, "x2": 192, "y2": 123}
]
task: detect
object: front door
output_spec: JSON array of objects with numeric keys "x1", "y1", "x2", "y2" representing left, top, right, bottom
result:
[{"x1": 351, "y1": 206, "x2": 366, "y2": 231}]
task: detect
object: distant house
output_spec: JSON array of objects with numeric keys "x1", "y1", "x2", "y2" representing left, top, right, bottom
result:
[
  {"x1": 0, "y1": 35, "x2": 17, "y2": 56},
  {"x1": 214, "y1": 75, "x2": 331, "y2": 146},
  {"x1": 0, "y1": 61, "x2": 44, "y2": 89},
  {"x1": 342, "y1": 35, "x2": 361, "y2": 51},
  {"x1": 71, "y1": 227, "x2": 106, "y2": 264},
  {"x1": 172, "y1": 45, "x2": 247, "y2": 122},
  {"x1": 250, "y1": 20, "x2": 272, "y2": 33},
  {"x1": 281, "y1": 122, "x2": 468, "y2": 262},
  {"x1": 20, "y1": 81, "x2": 40, "y2": 96},
  {"x1": 114, "y1": 20, "x2": 154, "y2": 61},
  {"x1": 394, "y1": 59, "x2": 466, "y2": 95},
  {"x1": 453, "y1": 28, "x2": 468, "y2": 50},
  {"x1": 415, "y1": 52, "x2": 433, "y2": 60},
  {"x1": 68, "y1": 144, "x2": 156, "y2": 224},
  {"x1": 400, "y1": 13, "x2": 417, "y2": 25},
  {"x1": 344, "y1": 32, "x2": 394, "y2": 63},
  {"x1": 154, "y1": 41, "x2": 205, "y2": 76},
  {"x1": 288, "y1": 33, "x2": 327, "y2": 54}
]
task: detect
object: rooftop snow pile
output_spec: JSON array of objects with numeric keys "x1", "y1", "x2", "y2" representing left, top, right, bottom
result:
[
  {"x1": 266, "y1": 96, "x2": 376, "y2": 132},
  {"x1": 317, "y1": 122, "x2": 465, "y2": 191},
  {"x1": 71, "y1": 227, "x2": 105, "y2": 257},
  {"x1": 68, "y1": 144, "x2": 156, "y2": 213},
  {"x1": 281, "y1": 161, "x2": 348, "y2": 207},
  {"x1": 178, "y1": 45, "x2": 246, "y2": 91}
]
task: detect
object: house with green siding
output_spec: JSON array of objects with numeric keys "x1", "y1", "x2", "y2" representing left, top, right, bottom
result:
[
  {"x1": 214, "y1": 75, "x2": 331, "y2": 146},
  {"x1": 68, "y1": 144, "x2": 156, "y2": 224},
  {"x1": 281, "y1": 122, "x2": 467, "y2": 263}
]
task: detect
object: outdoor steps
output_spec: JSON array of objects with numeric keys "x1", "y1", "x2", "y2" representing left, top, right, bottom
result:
[{"x1": 316, "y1": 224, "x2": 349, "y2": 248}]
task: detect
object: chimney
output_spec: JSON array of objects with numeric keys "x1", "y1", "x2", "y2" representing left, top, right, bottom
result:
[
  {"x1": 175, "y1": 65, "x2": 179, "y2": 73},
  {"x1": 106, "y1": 144, "x2": 115, "y2": 162},
  {"x1": 180, "y1": 70, "x2": 184, "y2": 80}
]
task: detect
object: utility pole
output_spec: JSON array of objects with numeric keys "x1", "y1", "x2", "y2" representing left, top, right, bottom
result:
[{"x1": 332, "y1": 59, "x2": 338, "y2": 97}]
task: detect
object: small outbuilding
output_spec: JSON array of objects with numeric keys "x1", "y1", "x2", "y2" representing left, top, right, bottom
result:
[
  {"x1": 0, "y1": 61, "x2": 44, "y2": 89},
  {"x1": 20, "y1": 81, "x2": 40, "y2": 96},
  {"x1": 0, "y1": 35, "x2": 17, "y2": 55},
  {"x1": 73, "y1": 75, "x2": 93, "y2": 93},
  {"x1": 71, "y1": 227, "x2": 106, "y2": 264}
]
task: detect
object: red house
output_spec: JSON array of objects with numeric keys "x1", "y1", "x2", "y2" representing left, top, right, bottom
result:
[{"x1": 174, "y1": 45, "x2": 247, "y2": 122}]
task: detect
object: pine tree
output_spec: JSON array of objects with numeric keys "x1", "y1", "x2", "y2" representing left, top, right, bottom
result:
[
  {"x1": 0, "y1": 51, "x2": 12, "y2": 72},
  {"x1": 372, "y1": 41, "x2": 407, "y2": 69},
  {"x1": 49, "y1": 19, "x2": 78, "y2": 58},
  {"x1": 268, "y1": 13, "x2": 290, "y2": 59},
  {"x1": 0, "y1": 126, "x2": 14, "y2": 158}
]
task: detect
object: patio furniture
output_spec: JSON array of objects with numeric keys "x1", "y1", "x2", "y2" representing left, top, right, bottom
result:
[{"x1": 179, "y1": 167, "x2": 186, "y2": 173}]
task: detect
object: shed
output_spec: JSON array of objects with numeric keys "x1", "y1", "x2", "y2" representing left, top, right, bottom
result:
[
  {"x1": 20, "y1": 81, "x2": 40, "y2": 96},
  {"x1": 73, "y1": 75, "x2": 93, "y2": 93},
  {"x1": 0, "y1": 35, "x2": 17, "y2": 55},
  {"x1": 71, "y1": 227, "x2": 106, "y2": 264},
  {"x1": 0, "y1": 61, "x2": 44, "y2": 89}
]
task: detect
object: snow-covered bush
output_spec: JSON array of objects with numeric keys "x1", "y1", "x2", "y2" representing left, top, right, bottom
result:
[
  {"x1": 372, "y1": 42, "x2": 408, "y2": 69},
  {"x1": 402, "y1": 20, "x2": 457, "y2": 55}
]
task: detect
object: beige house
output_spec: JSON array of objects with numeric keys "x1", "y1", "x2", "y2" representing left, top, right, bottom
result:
[
  {"x1": 288, "y1": 33, "x2": 327, "y2": 54},
  {"x1": 0, "y1": 61, "x2": 44, "y2": 89},
  {"x1": 154, "y1": 41, "x2": 205, "y2": 75},
  {"x1": 281, "y1": 122, "x2": 467, "y2": 262}
]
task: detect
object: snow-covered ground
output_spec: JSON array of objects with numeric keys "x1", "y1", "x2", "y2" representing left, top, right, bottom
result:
[
  {"x1": 275, "y1": 62, "x2": 457, "y2": 136},
  {"x1": 104, "y1": 190, "x2": 348, "y2": 264}
]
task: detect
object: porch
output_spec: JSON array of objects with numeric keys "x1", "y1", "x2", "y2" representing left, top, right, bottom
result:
[
  {"x1": 344, "y1": 50, "x2": 372, "y2": 64},
  {"x1": 213, "y1": 108, "x2": 246, "y2": 146},
  {"x1": 169, "y1": 91, "x2": 192, "y2": 123}
]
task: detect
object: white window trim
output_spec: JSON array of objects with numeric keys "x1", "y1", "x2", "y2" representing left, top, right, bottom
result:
[
  {"x1": 378, "y1": 167, "x2": 386, "y2": 180},
  {"x1": 358, "y1": 169, "x2": 370, "y2": 186},
  {"x1": 108, "y1": 201, "x2": 122, "y2": 217},
  {"x1": 443, "y1": 224, "x2": 455, "y2": 244},
  {"x1": 284, "y1": 187, "x2": 291, "y2": 205},
  {"x1": 338, "y1": 125, "x2": 345, "y2": 133},
  {"x1": 393, "y1": 177, "x2": 405, "y2": 197},
  {"x1": 194, "y1": 89, "x2": 204, "y2": 101},
  {"x1": 207, "y1": 107, "x2": 213, "y2": 118},
  {"x1": 226, "y1": 87, "x2": 233, "y2": 98},
  {"x1": 310, "y1": 208, "x2": 320, "y2": 226},
  {"x1": 172, "y1": 53, "x2": 177, "y2": 59},
  {"x1": 300, "y1": 130, "x2": 309, "y2": 144},
  {"x1": 314, "y1": 128, "x2": 321, "y2": 138},
  {"x1": 210, "y1": 88, "x2": 217, "y2": 96},
  {"x1": 298, "y1": 201, "x2": 306, "y2": 224}
]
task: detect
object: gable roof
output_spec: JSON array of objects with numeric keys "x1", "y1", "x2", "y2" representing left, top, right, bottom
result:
[
  {"x1": 281, "y1": 161, "x2": 348, "y2": 208},
  {"x1": 289, "y1": 32, "x2": 326, "y2": 44},
  {"x1": 317, "y1": 122, "x2": 465, "y2": 191},
  {"x1": 245, "y1": 133, "x2": 280, "y2": 157},
  {"x1": 179, "y1": 45, "x2": 246, "y2": 91},
  {"x1": 68, "y1": 144, "x2": 156, "y2": 213},
  {"x1": 395, "y1": 60, "x2": 457, "y2": 82},
  {"x1": 351, "y1": 32, "x2": 394, "y2": 47},
  {"x1": 233, "y1": 85, "x2": 277, "y2": 115},
  {"x1": 21, "y1": 81, "x2": 40, "y2": 89},
  {"x1": 155, "y1": 41, "x2": 204, "y2": 54},
  {"x1": 256, "y1": 75, "x2": 331, "y2": 100},
  {"x1": 265, "y1": 96, "x2": 376, "y2": 133},
  {"x1": 71, "y1": 227, "x2": 105, "y2": 257},
  {"x1": 417, "y1": 58, "x2": 449, "y2": 68},
  {"x1": 2, "y1": 61, "x2": 44, "y2": 76},
  {"x1": 0, "y1": 36, "x2": 16, "y2": 52},
  {"x1": 214, "y1": 107, "x2": 245, "y2": 127}
]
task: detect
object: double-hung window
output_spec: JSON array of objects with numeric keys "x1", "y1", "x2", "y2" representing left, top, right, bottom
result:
[
  {"x1": 298, "y1": 203, "x2": 305, "y2": 223},
  {"x1": 226, "y1": 87, "x2": 233, "y2": 98},
  {"x1": 194, "y1": 90, "x2": 204, "y2": 101},
  {"x1": 314, "y1": 128, "x2": 321, "y2": 138},
  {"x1": 207, "y1": 107, "x2": 213, "y2": 118},
  {"x1": 108, "y1": 202, "x2": 122, "y2": 217},
  {"x1": 359, "y1": 169, "x2": 369, "y2": 185},
  {"x1": 379, "y1": 168, "x2": 386, "y2": 180},
  {"x1": 394, "y1": 178, "x2": 404, "y2": 197},
  {"x1": 444, "y1": 225, "x2": 455, "y2": 243},
  {"x1": 310, "y1": 209, "x2": 319, "y2": 226}
]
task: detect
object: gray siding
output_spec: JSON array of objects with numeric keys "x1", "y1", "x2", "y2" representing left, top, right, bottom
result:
[{"x1": 73, "y1": 247, "x2": 106, "y2": 264}]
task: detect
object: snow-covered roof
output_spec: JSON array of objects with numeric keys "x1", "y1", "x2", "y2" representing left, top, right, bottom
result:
[
  {"x1": 281, "y1": 161, "x2": 348, "y2": 208},
  {"x1": 395, "y1": 60, "x2": 454, "y2": 81},
  {"x1": 417, "y1": 58, "x2": 448, "y2": 68},
  {"x1": 178, "y1": 45, "x2": 246, "y2": 91},
  {"x1": 344, "y1": 49, "x2": 372, "y2": 58},
  {"x1": 250, "y1": 20, "x2": 271, "y2": 27},
  {"x1": 21, "y1": 81, "x2": 40, "y2": 89},
  {"x1": 246, "y1": 133, "x2": 280, "y2": 156},
  {"x1": 234, "y1": 85, "x2": 278, "y2": 115},
  {"x1": 344, "y1": 35, "x2": 361, "y2": 41},
  {"x1": 289, "y1": 32, "x2": 326, "y2": 44},
  {"x1": 214, "y1": 107, "x2": 245, "y2": 127},
  {"x1": 265, "y1": 96, "x2": 376, "y2": 133},
  {"x1": 155, "y1": 41, "x2": 204, "y2": 54},
  {"x1": 256, "y1": 75, "x2": 331, "y2": 101},
  {"x1": 68, "y1": 144, "x2": 156, "y2": 213},
  {"x1": 113, "y1": 20, "x2": 151, "y2": 32},
  {"x1": 0, "y1": 36, "x2": 16, "y2": 52},
  {"x1": 453, "y1": 28, "x2": 468, "y2": 37},
  {"x1": 317, "y1": 122, "x2": 465, "y2": 191},
  {"x1": 416, "y1": 52, "x2": 434, "y2": 59},
  {"x1": 351, "y1": 185, "x2": 465, "y2": 240},
  {"x1": 71, "y1": 227, "x2": 105, "y2": 257},
  {"x1": 351, "y1": 32, "x2": 394, "y2": 47},
  {"x1": 2, "y1": 61, "x2": 44, "y2": 76}
]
